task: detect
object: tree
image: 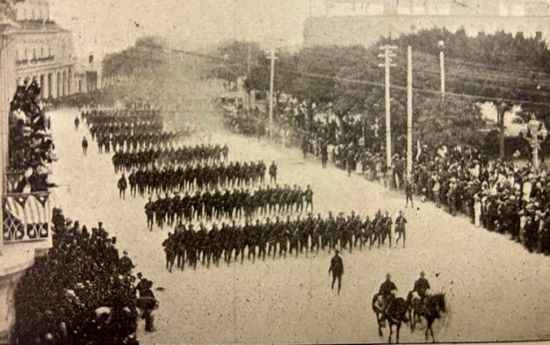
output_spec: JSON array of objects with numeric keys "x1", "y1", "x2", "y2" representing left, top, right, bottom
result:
[
  {"x1": 416, "y1": 97, "x2": 485, "y2": 148},
  {"x1": 389, "y1": 28, "x2": 550, "y2": 158}
]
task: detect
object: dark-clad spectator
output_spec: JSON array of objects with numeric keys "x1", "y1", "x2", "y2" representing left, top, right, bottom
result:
[
  {"x1": 118, "y1": 173, "x2": 128, "y2": 200},
  {"x1": 329, "y1": 249, "x2": 344, "y2": 294},
  {"x1": 82, "y1": 136, "x2": 89, "y2": 156}
]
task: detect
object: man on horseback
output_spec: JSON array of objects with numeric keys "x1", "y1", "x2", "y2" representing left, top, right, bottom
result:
[
  {"x1": 378, "y1": 273, "x2": 398, "y2": 323},
  {"x1": 412, "y1": 271, "x2": 431, "y2": 303}
]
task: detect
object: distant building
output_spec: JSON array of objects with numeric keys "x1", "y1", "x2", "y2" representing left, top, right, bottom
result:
[
  {"x1": 305, "y1": 0, "x2": 550, "y2": 47},
  {"x1": 12, "y1": 0, "x2": 75, "y2": 99},
  {"x1": 74, "y1": 52, "x2": 103, "y2": 93}
]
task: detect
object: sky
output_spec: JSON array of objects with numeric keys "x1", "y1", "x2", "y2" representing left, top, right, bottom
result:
[{"x1": 50, "y1": 0, "x2": 324, "y2": 58}]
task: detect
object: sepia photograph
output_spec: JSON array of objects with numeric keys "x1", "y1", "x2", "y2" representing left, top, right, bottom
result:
[{"x1": 1, "y1": 0, "x2": 550, "y2": 344}]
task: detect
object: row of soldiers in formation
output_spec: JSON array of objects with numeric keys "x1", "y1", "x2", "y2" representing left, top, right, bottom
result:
[
  {"x1": 81, "y1": 109, "x2": 161, "y2": 125},
  {"x1": 117, "y1": 161, "x2": 276, "y2": 195},
  {"x1": 161, "y1": 210, "x2": 408, "y2": 271},
  {"x1": 88, "y1": 120, "x2": 163, "y2": 138},
  {"x1": 111, "y1": 144, "x2": 229, "y2": 172},
  {"x1": 94, "y1": 129, "x2": 190, "y2": 153},
  {"x1": 141, "y1": 184, "x2": 313, "y2": 228}
]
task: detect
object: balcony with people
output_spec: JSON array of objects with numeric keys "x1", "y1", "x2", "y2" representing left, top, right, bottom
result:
[{"x1": 2, "y1": 78, "x2": 55, "y2": 246}]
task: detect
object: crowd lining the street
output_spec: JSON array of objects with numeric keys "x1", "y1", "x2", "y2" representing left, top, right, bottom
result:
[{"x1": 14, "y1": 208, "x2": 156, "y2": 344}]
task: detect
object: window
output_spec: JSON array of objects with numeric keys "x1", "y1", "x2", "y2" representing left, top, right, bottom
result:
[
  {"x1": 32, "y1": 9, "x2": 35, "y2": 20},
  {"x1": 41, "y1": 47, "x2": 44, "y2": 58},
  {"x1": 48, "y1": 47, "x2": 51, "y2": 57},
  {"x1": 24, "y1": 48, "x2": 28, "y2": 60},
  {"x1": 33, "y1": 48, "x2": 36, "y2": 59}
]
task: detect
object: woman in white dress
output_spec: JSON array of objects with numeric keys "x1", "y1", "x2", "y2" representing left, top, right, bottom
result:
[{"x1": 473, "y1": 194, "x2": 482, "y2": 227}]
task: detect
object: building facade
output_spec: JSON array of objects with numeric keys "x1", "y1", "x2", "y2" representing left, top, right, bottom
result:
[
  {"x1": 0, "y1": 0, "x2": 69, "y2": 343},
  {"x1": 305, "y1": 0, "x2": 550, "y2": 47},
  {"x1": 12, "y1": 0, "x2": 75, "y2": 99}
]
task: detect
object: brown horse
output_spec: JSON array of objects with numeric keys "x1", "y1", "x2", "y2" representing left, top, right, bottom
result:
[
  {"x1": 372, "y1": 294, "x2": 410, "y2": 343},
  {"x1": 407, "y1": 292, "x2": 446, "y2": 342}
]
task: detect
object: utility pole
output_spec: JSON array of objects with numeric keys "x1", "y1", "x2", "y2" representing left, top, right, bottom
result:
[
  {"x1": 438, "y1": 40, "x2": 445, "y2": 98},
  {"x1": 246, "y1": 42, "x2": 252, "y2": 75},
  {"x1": 267, "y1": 47, "x2": 277, "y2": 139},
  {"x1": 406, "y1": 46, "x2": 413, "y2": 181},
  {"x1": 378, "y1": 44, "x2": 397, "y2": 168}
]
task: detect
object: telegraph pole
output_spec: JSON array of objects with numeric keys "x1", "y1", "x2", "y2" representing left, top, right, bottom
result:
[
  {"x1": 438, "y1": 40, "x2": 445, "y2": 98},
  {"x1": 246, "y1": 42, "x2": 252, "y2": 75},
  {"x1": 267, "y1": 47, "x2": 277, "y2": 139},
  {"x1": 378, "y1": 44, "x2": 397, "y2": 168},
  {"x1": 407, "y1": 46, "x2": 413, "y2": 181}
]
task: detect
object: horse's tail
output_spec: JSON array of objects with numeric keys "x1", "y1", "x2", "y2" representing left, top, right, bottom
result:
[
  {"x1": 432, "y1": 292, "x2": 447, "y2": 314},
  {"x1": 406, "y1": 290, "x2": 413, "y2": 306}
]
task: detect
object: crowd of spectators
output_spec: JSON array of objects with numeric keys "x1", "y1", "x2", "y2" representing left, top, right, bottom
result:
[
  {"x1": 14, "y1": 208, "x2": 156, "y2": 345},
  {"x1": 223, "y1": 92, "x2": 550, "y2": 255},
  {"x1": 8, "y1": 79, "x2": 56, "y2": 193}
]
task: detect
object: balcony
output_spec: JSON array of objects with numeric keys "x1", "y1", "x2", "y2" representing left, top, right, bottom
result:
[
  {"x1": 2, "y1": 191, "x2": 52, "y2": 244},
  {"x1": 15, "y1": 59, "x2": 28, "y2": 66}
]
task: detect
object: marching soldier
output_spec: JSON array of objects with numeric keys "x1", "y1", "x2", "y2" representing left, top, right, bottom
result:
[
  {"x1": 269, "y1": 161, "x2": 278, "y2": 184},
  {"x1": 145, "y1": 197, "x2": 155, "y2": 231},
  {"x1": 304, "y1": 185, "x2": 314, "y2": 213}
]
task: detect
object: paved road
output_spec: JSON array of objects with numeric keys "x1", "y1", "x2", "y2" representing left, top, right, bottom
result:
[{"x1": 51, "y1": 107, "x2": 550, "y2": 344}]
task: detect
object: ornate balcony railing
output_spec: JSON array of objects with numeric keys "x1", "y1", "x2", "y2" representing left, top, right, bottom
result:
[
  {"x1": 4, "y1": 171, "x2": 25, "y2": 193},
  {"x1": 2, "y1": 192, "x2": 51, "y2": 244}
]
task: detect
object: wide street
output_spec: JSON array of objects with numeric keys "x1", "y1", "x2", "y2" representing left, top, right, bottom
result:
[{"x1": 51, "y1": 105, "x2": 550, "y2": 344}]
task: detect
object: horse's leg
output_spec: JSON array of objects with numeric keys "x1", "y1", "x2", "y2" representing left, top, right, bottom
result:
[
  {"x1": 388, "y1": 322, "x2": 393, "y2": 343},
  {"x1": 425, "y1": 321, "x2": 429, "y2": 341},
  {"x1": 377, "y1": 313, "x2": 383, "y2": 337},
  {"x1": 428, "y1": 319, "x2": 435, "y2": 343},
  {"x1": 396, "y1": 322, "x2": 401, "y2": 344}
]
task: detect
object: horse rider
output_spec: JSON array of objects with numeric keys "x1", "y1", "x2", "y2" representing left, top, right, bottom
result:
[
  {"x1": 412, "y1": 271, "x2": 431, "y2": 303},
  {"x1": 378, "y1": 273, "x2": 398, "y2": 322}
]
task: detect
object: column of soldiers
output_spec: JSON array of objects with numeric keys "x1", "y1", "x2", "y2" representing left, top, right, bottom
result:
[
  {"x1": 89, "y1": 121, "x2": 164, "y2": 139},
  {"x1": 112, "y1": 144, "x2": 229, "y2": 172},
  {"x1": 121, "y1": 161, "x2": 269, "y2": 196},
  {"x1": 82, "y1": 108, "x2": 194, "y2": 154},
  {"x1": 82, "y1": 109, "x2": 161, "y2": 125},
  {"x1": 161, "y1": 210, "x2": 406, "y2": 272},
  {"x1": 95, "y1": 130, "x2": 191, "y2": 154},
  {"x1": 144, "y1": 185, "x2": 314, "y2": 229}
]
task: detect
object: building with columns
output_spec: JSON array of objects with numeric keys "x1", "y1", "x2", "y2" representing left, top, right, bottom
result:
[
  {"x1": 305, "y1": 0, "x2": 550, "y2": 47},
  {"x1": 0, "y1": 1, "x2": 66, "y2": 343},
  {"x1": 12, "y1": 0, "x2": 75, "y2": 99}
]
